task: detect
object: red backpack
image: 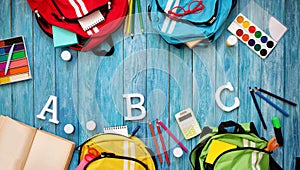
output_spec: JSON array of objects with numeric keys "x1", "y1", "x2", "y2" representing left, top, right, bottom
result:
[{"x1": 27, "y1": 0, "x2": 128, "y2": 56}]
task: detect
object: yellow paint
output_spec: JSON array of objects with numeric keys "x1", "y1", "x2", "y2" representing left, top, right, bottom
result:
[{"x1": 242, "y1": 21, "x2": 250, "y2": 28}]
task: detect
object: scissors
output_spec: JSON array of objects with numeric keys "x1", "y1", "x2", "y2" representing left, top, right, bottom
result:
[
  {"x1": 265, "y1": 137, "x2": 279, "y2": 151},
  {"x1": 84, "y1": 147, "x2": 100, "y2": 162}
]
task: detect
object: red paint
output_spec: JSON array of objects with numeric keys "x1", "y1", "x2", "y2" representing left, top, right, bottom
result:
[
  {"x1": 249, "y1": 26, "x2": 256, "y2": 33},
  {"x1": 236, "y1": 29, "x2": 243, "y2": 37}
]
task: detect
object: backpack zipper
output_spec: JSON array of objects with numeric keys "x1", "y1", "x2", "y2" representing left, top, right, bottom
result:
[
  {"x1": 84, "y1": 152, "x2": 149, "y2": 170},
  {"x1": 209, "y1": 147, "x2": 271, "y2": 169},
  {"x1": 50, "y1": 0, "x2": 110, "y2": 21}
]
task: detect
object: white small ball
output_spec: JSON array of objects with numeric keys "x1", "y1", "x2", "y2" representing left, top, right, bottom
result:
[
  {"x1": 86, "y1": 120, "x2": 97, "y2": 131},
  {"x1": 173, "y1": 147, "x2": 183, "y2": 158},
  {"x1": 226, "y1": 35, "x2": 238, "y2": 47},
  {"x1": 61, "y1": 50, "x2": 72, "y2": 61},
  {"x1": 64, "y1": 124, "x2": 74, "y2": 134}
]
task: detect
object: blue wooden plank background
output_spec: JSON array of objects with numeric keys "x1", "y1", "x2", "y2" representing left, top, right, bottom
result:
[{"x1": 0, "y1": 0, "x2": 299, "y2": 169}]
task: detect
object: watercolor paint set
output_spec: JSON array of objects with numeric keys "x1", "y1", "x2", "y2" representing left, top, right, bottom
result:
[
  {"x1": 0, "y1": 36, "x2": 31, "y2": 85},
  {"x1": 228, "y1": 13, "x2": 287, "y2": 59}
]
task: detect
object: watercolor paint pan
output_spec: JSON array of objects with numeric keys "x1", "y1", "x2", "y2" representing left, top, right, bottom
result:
[
  {"x1": 228, "y1": 13, "x2": 277, "y2": 59},
  {"x1": 0, "y1": 36, "x2": 31, "y2": 85}
]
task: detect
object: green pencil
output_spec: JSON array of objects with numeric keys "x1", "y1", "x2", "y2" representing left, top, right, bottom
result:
[{"x1": 137, "y1": 0, "x2": 144, "y2": 34}]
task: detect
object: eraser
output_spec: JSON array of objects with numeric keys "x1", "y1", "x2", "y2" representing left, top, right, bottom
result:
[
  {"x1": 86, "y1": 120, "x2": 97, "y2": 131},
  {"x1": 173, "y1": 147, "x2": 183, "y2": 158},
  {"x1": 61, "y1": 50, "x2": 72, "y2": 61},
  {"x1": 64, "y1": 124, "x2": 74, "y2": 134}
]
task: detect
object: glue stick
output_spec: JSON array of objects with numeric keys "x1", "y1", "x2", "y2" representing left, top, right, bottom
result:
[{"x1": 226, "y1": 35, "x2": 238, "y2": 47}]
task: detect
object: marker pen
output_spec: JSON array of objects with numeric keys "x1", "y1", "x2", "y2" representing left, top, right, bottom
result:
[{"x1": 272, "y1": 116, "x2": 283, "y2": 146}]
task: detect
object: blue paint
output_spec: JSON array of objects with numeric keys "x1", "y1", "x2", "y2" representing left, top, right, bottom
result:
[
  {"x1": 261, "y1": 36, "x2": 268, "y2": 43},
  {"x1": 0, "y1": 48, "x2": 4, "y2": 55}
]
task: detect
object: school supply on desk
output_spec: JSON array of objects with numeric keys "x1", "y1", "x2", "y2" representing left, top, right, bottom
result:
[
  {"x1": 27, "y1": 0, "x2": 128, "y2": 56},
  {"x1": 265, "y1": 137, "x2": 279, "y2": 152},
  {"x1": 103, "y1": 125, "x2": 129, "y2": 137},
  {"x1": 149, "y1": 0, "x2": 237, "y2": 48},
  {"x1": 227, "y1": 12, "x2": 287, "y2": 59},
  {"x1": 256, "y1": 87, "x2": 297, "y2": 106},
  {"x1": 175, "y1": 108, "x2": 201, "y2": 140},
  {"x1": 190, "y1": 121, "x2": 283, "y2": 170},
  {"x1": 157, "y1": 119, "x2": 188, "y2": 152},
  {"x1": 0, "y1": 116, "x2": 75, "y2": 170},
  {"x1": 249, "y1": 87, "x2": 267, "y2": 129},
  {"x1": 52, "y1": 26, "x2": 78, "y2": 48},
  {"x1": 156, "y1": 121, "x2": 170, "y2": 166},
  {"x1": 0, "y1": 36, "x2": 32, "y2": 85},
  {"x1": 272, "y1": 117, "x2": 283, "y2": 146},
  {"x1": 254, "y1": 89, "x2": 289, "y2": 117},
  {"x1": 148, "y1": 120, "x2": 163, "y2": 163},
  {"x1": 77, "y1": 133, "x2": 157, "y2": 170},
  {"x1": 4, "y1": 43, "x2": 15, "y2": 75}
]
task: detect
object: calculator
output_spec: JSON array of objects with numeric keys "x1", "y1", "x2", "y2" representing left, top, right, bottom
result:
[{"x1": 175, "y1": 108, "x2": 201, "y2": 140}]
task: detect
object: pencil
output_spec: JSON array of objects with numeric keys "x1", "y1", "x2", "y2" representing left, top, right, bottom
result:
[
  {"x1": 130, "y1": 0, "x2": 135, "y2": 38},
  {"x1": 126, "y1": 0, "x2": 133, "y2": 35},
  {"x1": 249, "y1": 87, "x2": 267, "y2": 129},
  {"x1": 148, "y1": 120, "x2": 163, "y2": 163},
  {"x1": 255, "y1": 87, "x2": 297, "y2": 106},
  {"x1": 136, "y1": 0, "x2": 144, "y2": 34},
  {"x1": 254, "y1": 90, "x2": 289, "y2": 117},
  {"x1": 157, "y1": 119, "x2": 188, "y2": 152},
  {"x1": 156, "y1": 121, "x2": 170, "y2": 166},
  {"x1": 4, "y1": 44, "x2": 15, "y2": 75}
]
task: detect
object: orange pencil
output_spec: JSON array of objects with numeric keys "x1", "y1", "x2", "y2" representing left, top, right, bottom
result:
[
  {"x1": 156, "y1": 121, "x2": 170, "y2": 166},
  {"x1": 148, "y1": 120, "x2": 163, "y2": 163}
]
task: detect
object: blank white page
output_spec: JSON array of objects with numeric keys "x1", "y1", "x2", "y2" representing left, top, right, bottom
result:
[
  {"x1": 24, "y1": 130, "x2": 75, "y2": 170},
  {"x1": 0, "y1": 116, "x2": 36, "y2": 170}
]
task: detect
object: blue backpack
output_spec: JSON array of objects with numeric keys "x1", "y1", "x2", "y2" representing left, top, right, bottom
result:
[{"x1": 149, "y1": 0, "x2": 237, "y2": 47}]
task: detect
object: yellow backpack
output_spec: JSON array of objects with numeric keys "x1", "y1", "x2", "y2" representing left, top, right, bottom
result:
[{"x1": 78, "y1": 134, "x2": 157, "y2": 170}]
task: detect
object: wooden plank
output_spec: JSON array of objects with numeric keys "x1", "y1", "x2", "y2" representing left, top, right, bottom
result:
[
  {"x1": 123, "y1": 5, "x2": 147, "y2": 139},
  {"x1": 146, "y1": 2, "x2": 170, "y2": 167},
  {"x1": 284, "y1": 0, "x2": 300, "y2": 169},
  {"x1": 214, "y1": 5, "x2": 239, "y2": 124},
  {"x1": 237, "y1": 0, "x2": 263, "y2": 133},
  {"x1": 55, "y1": 48, "x2": 79, "y2": 169},
  {"x1": 0, "y1": 0, "x2": 12, "y2": 117},
  {"x1": 33, "y1": 16, "x2": 56, "y2": 133},
  {"x1": 258, "y1": 0, "x2": 285, "y2": 167},
  {"x1": 169, "y1": 45, "x2": 193, "y2": 169},
  {"x1": 11, "y1": 0, "x2": 34, "y2": 126}
]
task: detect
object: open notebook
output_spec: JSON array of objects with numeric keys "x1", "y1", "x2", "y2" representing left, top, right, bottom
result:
[{"x1": 0, "y1": 116, "x2": 75, "y2": 170}]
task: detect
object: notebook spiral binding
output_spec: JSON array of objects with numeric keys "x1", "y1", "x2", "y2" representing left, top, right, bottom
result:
[{"x1": 78, "y1": 10, "x2": 105, "y2": 31}]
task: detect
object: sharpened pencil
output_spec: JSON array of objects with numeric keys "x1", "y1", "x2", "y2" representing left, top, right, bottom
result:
[
  {"x1": 254, "y1": 90, "x2": 289, "y2": 117},
  {"x1": 156, "y1": 121, "x2": 170, "y2": 166},
  {"x1": 130, "y1": 0, "x2": 135, "y2": 39},
  {"x1": 249, "y1": 87, "x2": 267, "y2": 129},
  {"x1": 137, "y1": 0, "x2": 144, "y2": 34},
  {"x1": 255, "y1": 87, "x2": 297, "y2": 106},
  {"x1": 148, "y1": 120, "x2": 163, "y2": 163}
]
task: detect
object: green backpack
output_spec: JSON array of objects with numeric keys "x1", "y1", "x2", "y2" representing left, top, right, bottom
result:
[{"x1": 190, "y1": 121, "x2": 282, "y2": 170}]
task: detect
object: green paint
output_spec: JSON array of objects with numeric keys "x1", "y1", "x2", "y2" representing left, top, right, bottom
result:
[
  {"x1": 255, "y1": 31, "x2": 262, "y2": 38},
  {"x1": 254, "y1": 44, "x2": 261, "y2": 51}
]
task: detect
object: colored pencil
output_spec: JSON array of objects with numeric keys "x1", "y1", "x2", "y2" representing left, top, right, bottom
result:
[
  {"x1": 4, "y1": 44, "x2": 15, "y2": 75},
  {"x1": 130, "y1": 0, "x2": 135, "y2": 38},
  {"x1": 255, "y1": 87, "x2": 297, "y2": 106},
  {"x1": 136, "y1": 0, "x2": 144, "y2": 34},
  {"x1": 254, "y1": 90, "x2": 289, "y2": 117},
  {"x1": 126, "y1": 0, "x2": 133, "y2": 35},
  {"x1": 156, "y1": 121, "x2": 170, "y2": 166},
  {"x1": 157, "y1": 119, "x2": 188, "y2": 152},
  {"x1": 249, "y1": 87, "x2": 267, "y2": 129},
  {"x1": 148, "y1": 120, "x2": 163, "y2": 163}
]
